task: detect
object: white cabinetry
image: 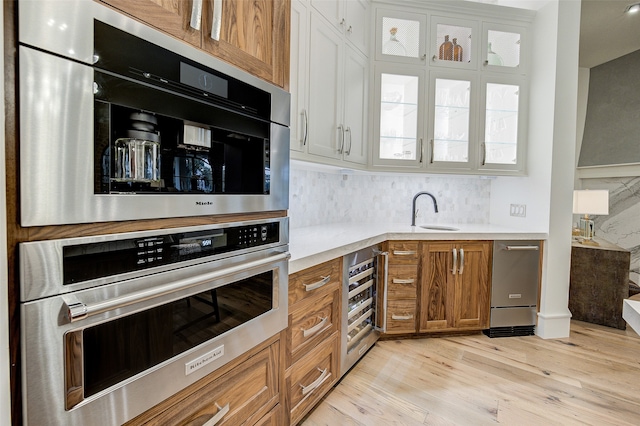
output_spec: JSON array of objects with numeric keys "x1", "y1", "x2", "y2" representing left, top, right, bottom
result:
[
  {"x1": 311, "y1": 0, "x2": 369, "y2": 55},
  {"x1": 372, "y1": 4, "x2": 532, "y2": 175},
  {"x1": 290, "y1": 0, "x2": 370, "y2": 166}
]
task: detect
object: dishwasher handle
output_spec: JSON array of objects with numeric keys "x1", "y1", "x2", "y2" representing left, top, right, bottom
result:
[{"x1": 503, "y1": 245, "x2": 539, "y2": 251}]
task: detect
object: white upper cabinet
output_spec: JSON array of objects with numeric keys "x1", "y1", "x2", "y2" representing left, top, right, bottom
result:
[
  {"x1": 481, "y1": 22, "x2": 528, "y2": 74},
  {"x1": 428, "y1": 16, "x2": 478, "y2": 70},
  {"x1": 375, "y1": 8, "x2": 427, "y2": 64},
  {"x1": 290, "y1": 1, "x2": 310, "y2": 153},
  {"x1": 311, "y1": 0, "x2": 370, "y2": 55}
]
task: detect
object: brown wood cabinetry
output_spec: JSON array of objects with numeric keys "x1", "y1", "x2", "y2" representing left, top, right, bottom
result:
[
  {"x1": 98, "y1": 0, "x2": 290, "y2": 88},
  {"x1": 286, "y1": 258, "x2": 342, "y2": 425},
  {"x1": 124, "y1": 334, "x2": 282, "y2": 425},
  {"x1": 419, "y1": 241, "x2": 492, "y2": 333},
  {"x1": 383, "y1": 242, "x2": 420, "y2": 334}
]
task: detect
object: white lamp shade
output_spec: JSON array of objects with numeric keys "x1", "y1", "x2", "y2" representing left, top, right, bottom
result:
[{"x1": 573, "y1": 190, "x2": 609, "y2": 215}]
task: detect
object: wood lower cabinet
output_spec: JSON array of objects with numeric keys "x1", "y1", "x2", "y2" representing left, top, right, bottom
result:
[
  {"x1": 98, "y1": 0, "x2": 290, "y2": 88},
  {"x1": 124, "y1": 335, "x2": 281, "y2": 425},
  {"x1": 286, "y1": 258, "x2": 342, "y2": 425},
  {"x1": 419, "y1": 241, "x2": 492, "y2": 333},
  {"x1": 383, "y1": 242, "x2": 420, "y2": 335}
]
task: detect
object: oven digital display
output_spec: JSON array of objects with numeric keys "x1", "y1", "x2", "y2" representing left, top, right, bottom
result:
[{"x1": 62, "y1": 222, "x2": 279, "y2": 285}]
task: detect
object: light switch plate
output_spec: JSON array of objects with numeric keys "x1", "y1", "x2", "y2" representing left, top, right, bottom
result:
[{"x1": 510, "y1": 204, "x2": 526, "y2": 217}]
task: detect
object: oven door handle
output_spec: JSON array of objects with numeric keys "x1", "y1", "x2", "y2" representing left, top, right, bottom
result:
[{"x1": 62, "y1": 251, "x2": 290, "y2": 323}]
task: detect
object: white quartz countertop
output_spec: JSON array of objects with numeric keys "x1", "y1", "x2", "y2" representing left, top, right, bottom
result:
[{"x1": 289, "y1": 223, "x2": 547, "y2": 274}]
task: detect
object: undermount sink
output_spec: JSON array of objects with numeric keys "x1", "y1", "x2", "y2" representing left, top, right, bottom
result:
[{"x1": 419, "y1": 225, "x2": 459, "y2": 231}]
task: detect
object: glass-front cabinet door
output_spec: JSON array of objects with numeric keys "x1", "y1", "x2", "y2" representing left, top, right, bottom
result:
[
  {"x1": 376, "y1": 9, "x2": 427, "y2": 64},
  {"x1": 481, "y1": 22, "x2": 527, "y2": 74},
  {"x1": 429, "y1": 16, "x2": 478, "y2": 70},
  {"x1": 373, "y1": 65, "x2": 425, "y2": 167},
  {"x1": 479, "y1": 76, "x2": 527, "y2": 171},
  {"x1": 427, "y1": 71, "x2": 477, "y2": 170}
]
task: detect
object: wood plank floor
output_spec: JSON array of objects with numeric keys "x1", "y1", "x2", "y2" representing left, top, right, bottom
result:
[{"x1": 301, "y1": 321, "x2": 640, "y2": 425}]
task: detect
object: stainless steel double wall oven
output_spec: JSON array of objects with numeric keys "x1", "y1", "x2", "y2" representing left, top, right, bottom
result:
[{"x1": 17, "y1": 1, "x2": 291, "y2": 425}]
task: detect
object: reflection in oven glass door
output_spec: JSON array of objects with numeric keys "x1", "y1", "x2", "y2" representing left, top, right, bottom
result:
[{"x1": 75, "y1": 271, "x2": 273, "y2": 400}]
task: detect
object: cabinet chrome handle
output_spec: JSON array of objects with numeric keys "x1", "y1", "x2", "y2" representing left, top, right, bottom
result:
[
  {"x1": 345, "y1": 127, "x2": 352, "y2": 155},
  {"x1": 189, "y1": 0, "x2": 203, "y2": 30},
  {"x1": 452, "y1": 248, "x2": 458, "y2": 275},
  {"x1": 392, "y1": 278, "x2": 414, "y2": 285},
  {"x1": 211, "y1": 0, "x2": 223, "y2": 41},
  {"x1": 302, "y1": 316, "x2": 328, "y2": 338},
  {"x1": 393, "y1": 250, "x2": 416, "y2": 256},
  {"x1": 430, "y1": 139, "x2": 434, "y2": 163},
  {"x1": 419, "y1": 138, "x2": 424, "y2": 163},
  {"x1": 459, "y1": 248, "x2": 465, "y2": 275},
  {"x1": 338, "y1": 125, "x2": 345, "y2": 153},
  {"x1": 202, "y1": 402, "x2": 230, "y2": 426},
  {"x1": 391, "y1": 314, "x2": 413, "y2": 320},
  {"x1": 481, "y1": 142, "x2": 486, "y2": 166},
  {"x1": 304, "y1": 275, "x2": 330, "y2": 292},
  {"x1": 421, "y1": 53, "x2": 427, "y2": 61},
  {"x1": 347, "y1": 25, "x2": 353, "y2": 34},
  {"x1": 300, "y1": 367, "x2": 330, "y2": 396},
  {"x1": 302, "y1": 109, "x2": 309, "y2": 146}
]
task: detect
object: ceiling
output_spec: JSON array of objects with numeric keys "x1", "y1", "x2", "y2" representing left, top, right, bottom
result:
[{"x1": 579, "y1": 0, "x2": 640, "y2": 68}]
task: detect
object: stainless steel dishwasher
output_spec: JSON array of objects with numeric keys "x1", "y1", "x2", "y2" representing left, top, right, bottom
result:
[{"x1": 485, "y1": 240, "x2": 541, "y2": 337}]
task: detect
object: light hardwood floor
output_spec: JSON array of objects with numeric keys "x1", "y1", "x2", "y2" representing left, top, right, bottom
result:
[{"x1": 301, "y1": 321, "x2": 640, "y2": 425}]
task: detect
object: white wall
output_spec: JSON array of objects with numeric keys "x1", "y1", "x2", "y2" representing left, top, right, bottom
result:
[{"x1": 1, "y1": 6, "x2": 13, "y2": 425}]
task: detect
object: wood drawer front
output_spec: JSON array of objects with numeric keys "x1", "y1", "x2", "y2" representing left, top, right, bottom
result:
[
  {"x1": 288, "y1": 333, "x2": 339, "y2": 425},
  {"x1": 388, "y1": 242, "x2": 419, "y2": 264},
  {"x1": 385, "y1": 299, "x2": 417, "y2": 334},
  {"x1": 132, "y1": 340, "x2": 279, "y2": 426},
  {"x1": 254, "y1": 404, "x2": 284, "y2": 426},
  {"x1": 289, "y1": 289, "x2": 340, "y2": 365},
  {"x1": 289, "y1": 258, "x2": 341, "y2": 306},
  {"x1": 387, "y1": 264, "x2": 418, "y2": 299}
]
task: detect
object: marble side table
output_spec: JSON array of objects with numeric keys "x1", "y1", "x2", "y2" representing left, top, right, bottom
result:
[{"x1": 569, "y1": 237, "x2": 631, "y2": 329}]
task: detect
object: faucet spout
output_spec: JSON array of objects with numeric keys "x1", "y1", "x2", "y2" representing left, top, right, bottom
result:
[{"x1": 411, "y1": 191, "x2": 438, "y2": 226}]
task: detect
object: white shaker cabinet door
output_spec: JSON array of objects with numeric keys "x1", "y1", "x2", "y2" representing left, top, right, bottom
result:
[
  {"x1": 290, "y1": 1, "x2": 310, "y2": 153},
  {"x1": 308, "y1": 15, "x2": 344, "y2": 160},
  {"x1": 342, "y1": 46, "x2": 369, "y2": 165}
]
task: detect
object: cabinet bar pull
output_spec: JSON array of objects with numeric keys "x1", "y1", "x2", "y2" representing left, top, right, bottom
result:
[
  {"x1": 302, "y1": 109, "x2": 309, "y2": 146},
  {"x1": 481, "y1": 142, "x2": 486, "y2": 166},
  {"x1": 430, "y1": 139, "x2": 434, "y2": 163},
  {"x1": 202, "y1": 402, "x2": 230, "y2": 426},
  {"x1": 452, "y1": 248, "x2": 458, "y2": 275},
  {"x1": 189, "y1": 0, "x2": 203, "y2": 30},
  {"x1": 338, "y1": 125, "x2": 345, "y2": 153},
  {"x1": 301, "y1": 367, "x2": 330, "y2": 396},
  {"x1": 392, "y1": 278, "x2": 414, "y2": 285},
  {"x1": 504, "y1": 245, "x2": 539, "y2": 251},
  {"x1": 304, "y1": 275, "x2": 330, "y2": 292},
  {"x1": 459, "y1": 248, "x2": 465, "y2": 275},
  {"x1": 302, "y1": 316, "x2": 328, "y2": 338},
  {"x1": 345, "y1": 127, "x2": 352, "y2": 155},
  {"x1": 393, "y1": 250, "x2": 417, "y2": 256},
  {"x1": 419, "y1": 138, "x2": 424, "y2": 163},
  {"x1": 391, "y1": 314, "x2": 413, "y2": 321},
  {"x1": 211, "y1": 0, "x2": 222, "y2": 41}
]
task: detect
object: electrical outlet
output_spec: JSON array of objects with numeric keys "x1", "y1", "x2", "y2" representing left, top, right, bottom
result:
[{"x1": 510, "y1": 204, "x2": 526, "y2": 217}]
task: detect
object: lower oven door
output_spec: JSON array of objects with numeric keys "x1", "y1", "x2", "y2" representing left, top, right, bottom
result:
[{"x1": 21, "y1": 247, "x2": 288, "y2": 426}]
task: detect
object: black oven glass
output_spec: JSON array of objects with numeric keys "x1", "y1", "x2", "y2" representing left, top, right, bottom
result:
[{"x1": 80, "y1": 271, "x2": 273, "y2": 399}]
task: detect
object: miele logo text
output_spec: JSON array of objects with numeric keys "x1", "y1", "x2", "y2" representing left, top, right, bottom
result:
[
  {"x1": 196, "y1": 201, "x2": 214, "y2": 206},
  {"x1": 185, "y1": 345, "x2": 224, "y2": 375}
]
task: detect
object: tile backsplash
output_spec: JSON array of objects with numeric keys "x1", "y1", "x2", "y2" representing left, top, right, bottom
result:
[{"x1": 288, "y1": 166, "x2": 491, "y2": 229}]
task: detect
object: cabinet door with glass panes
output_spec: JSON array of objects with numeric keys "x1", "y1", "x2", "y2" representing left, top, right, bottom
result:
[
  {"x1": 372, "y1": 65, "x2": 426, "y2": 167},
  {"x1": 428, "y1": 16, "x2": 478, "y2": 70},
  {"x1": 426, "y1": 70, "x2": 478, "y2": 171},
  {"x1": 375, "y1": 9, "x2": 427, "y2": 65},
  {"x1": 481, "y1": 22, "x2": 528, "y2": 75},
  {"x1": 478, "y1": 76, "x2": 528, "y2": 172}
]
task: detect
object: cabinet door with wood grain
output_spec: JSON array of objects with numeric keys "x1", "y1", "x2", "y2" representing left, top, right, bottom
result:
[
  {"x1": 202, "y1": 0, "x2": 290, "y2": 88},
  {"x1": 99, "y1": 0, "x2": 202, "y2": 47},
  {"x1": 419, "y1": 242, "x2": 455, "y2": 331},
  {"x1": 453, "y1": 241, "x2": 491, "y2": 329}
]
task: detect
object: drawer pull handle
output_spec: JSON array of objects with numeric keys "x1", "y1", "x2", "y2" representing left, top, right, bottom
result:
[
  {"x1": 392, "y1": 278, "x2": 414, "y2": 285},
  {"x1": 459, "y1": 248, "x2": 465, "y2": 275},
  {"x1": 504, "y1": 245, "x2": 539, "y2": 251},
  {"x1": 302, "y1": 316, "x2": 328, "y2": 338},
  {"x1": 304, "y1": 275, "x2": 331, "y2": 292},
  {"x1": 202, "y1": 402, "x2": 230, "y2": 426},
  {"x1": 452, "y1": 248, "x2": 458, "y2": 275},
  {"x1": 211, "y1": 0, "x2": 223, "y2": 41},
  {"x1": 189, "y1": 0, "x2": 203, "y2": 30},
  {"x1": 391, "y1": 314, "x2": 414, "y2": 321},
  {"x1": 300, "y1": 367, "x2": 330, "y2": 396},
  {"x1": 393, "y1": 250, "x2": 417, "y2": 256}
]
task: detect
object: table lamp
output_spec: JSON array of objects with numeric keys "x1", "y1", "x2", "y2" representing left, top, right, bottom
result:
[{"x1": 572, "y1": 189, "x2": 609, "y2": 245}]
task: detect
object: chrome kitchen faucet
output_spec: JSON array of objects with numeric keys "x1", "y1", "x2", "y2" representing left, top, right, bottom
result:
[{"x1": 411, "y1": 191, "x2": 439, "y2": 226}]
